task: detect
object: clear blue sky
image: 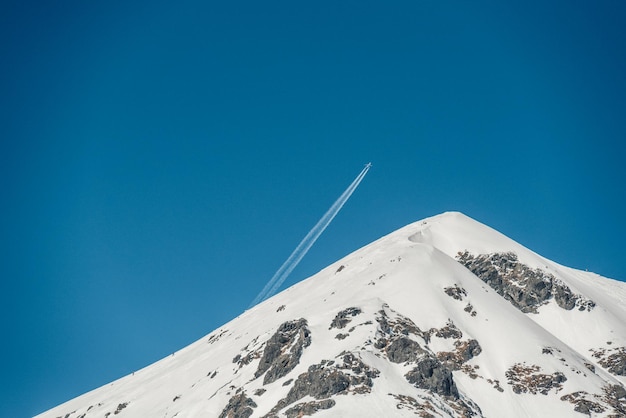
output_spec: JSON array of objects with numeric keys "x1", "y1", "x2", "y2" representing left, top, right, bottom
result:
[{"x1": 2, "y1": 1, "x2": 625, "y2": 416}]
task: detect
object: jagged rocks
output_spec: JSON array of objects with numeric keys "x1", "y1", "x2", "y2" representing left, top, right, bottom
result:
[
  {"x1": 405, "y1": 356, "x2": 459, "y2": 399},
  {"x1": 255, "y1": 319, "x2": 311, "y2": 385},
  {"x1": 219, "y1": 392, "x2": 257, "y2": 418},
  {"x1": 284, "y1": 353, "x2": 379, "y2": 401},
  {"x1": 375, "y1": 308, "x2": 477, "y2": 401},
  {"x1": 263, "y1": 353, "x2": 379, "y2": 417},
  {"x1": 284, "y1": 400, "x2": 336, "y2": 418},
  {"x1": 505, "y1": 363, "x2": 567, "y2": 395},
  {"x1": 457, "y1": 251, "x2": 595, "y2": 313},
  {"x1": 329, "y1": 307, "x2": 362, "y2": 330}
]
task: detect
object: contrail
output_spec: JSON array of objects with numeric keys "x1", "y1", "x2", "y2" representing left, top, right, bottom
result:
[{"x1": 249, "y1": 163, "x2": 371, "y2": 308}]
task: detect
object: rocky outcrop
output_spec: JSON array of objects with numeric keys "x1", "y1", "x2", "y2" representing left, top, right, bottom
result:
[
  {"x1": 457, "y1": 251, "x2": 595, "y2": 313},
  {"x1": 405, "y1": 355, "x2": 459, "y2": 398},
  {"x1": 375, "y1": 307, "x2": 428, "y2": 344},
  {"x1": 386, "y1": 336, "x2": 427, "y2": 364},
  {"x1": 284, "y1": 400, "x2": 335, "y2": 418},
  {"x1": 263, "y1": 353, "x2": 379, "y2": 417},
  {"x1": 219, "y1": 392, "x2": 257, "y2": 418},
  {"x1": 255, "y1": 319, "x2": 311, "y2": 385}
]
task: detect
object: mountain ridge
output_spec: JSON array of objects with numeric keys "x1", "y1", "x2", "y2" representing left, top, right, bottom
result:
[{"x1": 36, "y1": 212, "x2": 626, "y2": 417}]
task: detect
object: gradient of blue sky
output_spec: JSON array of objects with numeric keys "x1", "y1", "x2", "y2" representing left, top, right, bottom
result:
[{"x1": 2, "y1": 1, "x2": 625, "y2": 416}]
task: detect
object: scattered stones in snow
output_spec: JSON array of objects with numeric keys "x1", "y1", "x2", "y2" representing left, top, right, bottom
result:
[
  {"x1": 464, "y1": 303, "x2": 477, "y2": 317},
  {"x1": 329, "y1": 307, "x2": 362, "y2": 330},
  {"x1": 486, "y1": 378, "x2": 504, "y2": 392},
  {"x1": 389, "y1": 393, "x2": 438, "y2": 416},
  {"x1": 560, "y1": 391, "x2": 607, "y2": 415},
  {"x1": 444, "y1": 284, "x2": 467, "y2": 301},
  {"x1": 233, "y1": 350, "x2": 262, "y2": 371},
  {"x1": 505, "y1": 363, "x2": 567, "y2": 395},
  {"x1": 218, "y1": 392, "x2": 257, "y2": 418},
  {"x1": 457, "y1": 251, "x2": 596, "y2": 313},
  {"x1": 208, "y1": 329, "x2": 229, "y2": 345},
  {"x1": 590, "y1": 346, "x2": 626, "y2": 376},
  {"x1": 433, "y1": 320, "x2": 463, "y2": 340},
  {"x1": 254, "y1": 319, "x2": 311, "y2": 385},
  {"x1": 541, "y1": 346, "x2": 561, "y2": 356}
]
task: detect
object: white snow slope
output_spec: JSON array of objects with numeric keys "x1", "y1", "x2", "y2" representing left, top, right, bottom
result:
[{"x1": 36, "y1": 212, "x2": 626, "y2": 418}]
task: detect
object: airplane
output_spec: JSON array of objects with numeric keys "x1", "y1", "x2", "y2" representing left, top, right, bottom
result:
[{"x1": 365, "y1": 162, "x2": 372, "y2": 169}]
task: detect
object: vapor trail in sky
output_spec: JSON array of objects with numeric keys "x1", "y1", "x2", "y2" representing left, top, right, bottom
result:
[{"x1": 249, "y1": 163, "x2": 371, "y2": 308}]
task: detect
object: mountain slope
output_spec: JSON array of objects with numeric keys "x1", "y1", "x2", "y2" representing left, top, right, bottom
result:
[{"x1": 36, "y1": 212, "x2": 626, "y2": 417}]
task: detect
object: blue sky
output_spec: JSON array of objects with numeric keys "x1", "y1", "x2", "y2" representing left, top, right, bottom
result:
[{"x1": 2, "y1": 1, "x2": 625, "y2": 416}]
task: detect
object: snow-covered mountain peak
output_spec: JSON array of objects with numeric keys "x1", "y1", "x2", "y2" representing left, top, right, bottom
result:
[{"x1": 36, "y1": 212, "x2": 626, "y2": 418}]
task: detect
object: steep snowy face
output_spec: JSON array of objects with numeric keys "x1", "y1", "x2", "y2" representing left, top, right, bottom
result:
[{"x1": 36, "y1": 212, "x2": 626, "y2": 418}]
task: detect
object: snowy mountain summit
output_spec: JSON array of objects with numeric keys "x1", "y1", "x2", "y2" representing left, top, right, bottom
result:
[{"x1": 37, "y1": 212, "x2": 626, "y2": 417}]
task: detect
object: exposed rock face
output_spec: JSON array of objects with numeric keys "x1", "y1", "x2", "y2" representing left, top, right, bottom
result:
[
  {"x1": 219, "y1": 392, "x2": 257, "y2": 418},
  {"x1": 284, "y1": 400, "x2": 335, "y2": 418},
  {"x1": 405, "y1": 356, "x2": 459, "y2": 398},
  {"x1": 285, "y1": 354, "x2": 379, "y2": 402},
  {"x1": 457, "y1": 251, "x2": 595, "y2": 313},
  {"x1": 255, "y1": 319, "x2": 311, "y2": 385},
  {"x1": 263, "y1": 353, "x2": 379, "y2": 417},
  {"x1": 386, "y1": 336, "x2": 426, "y2": 364}
]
